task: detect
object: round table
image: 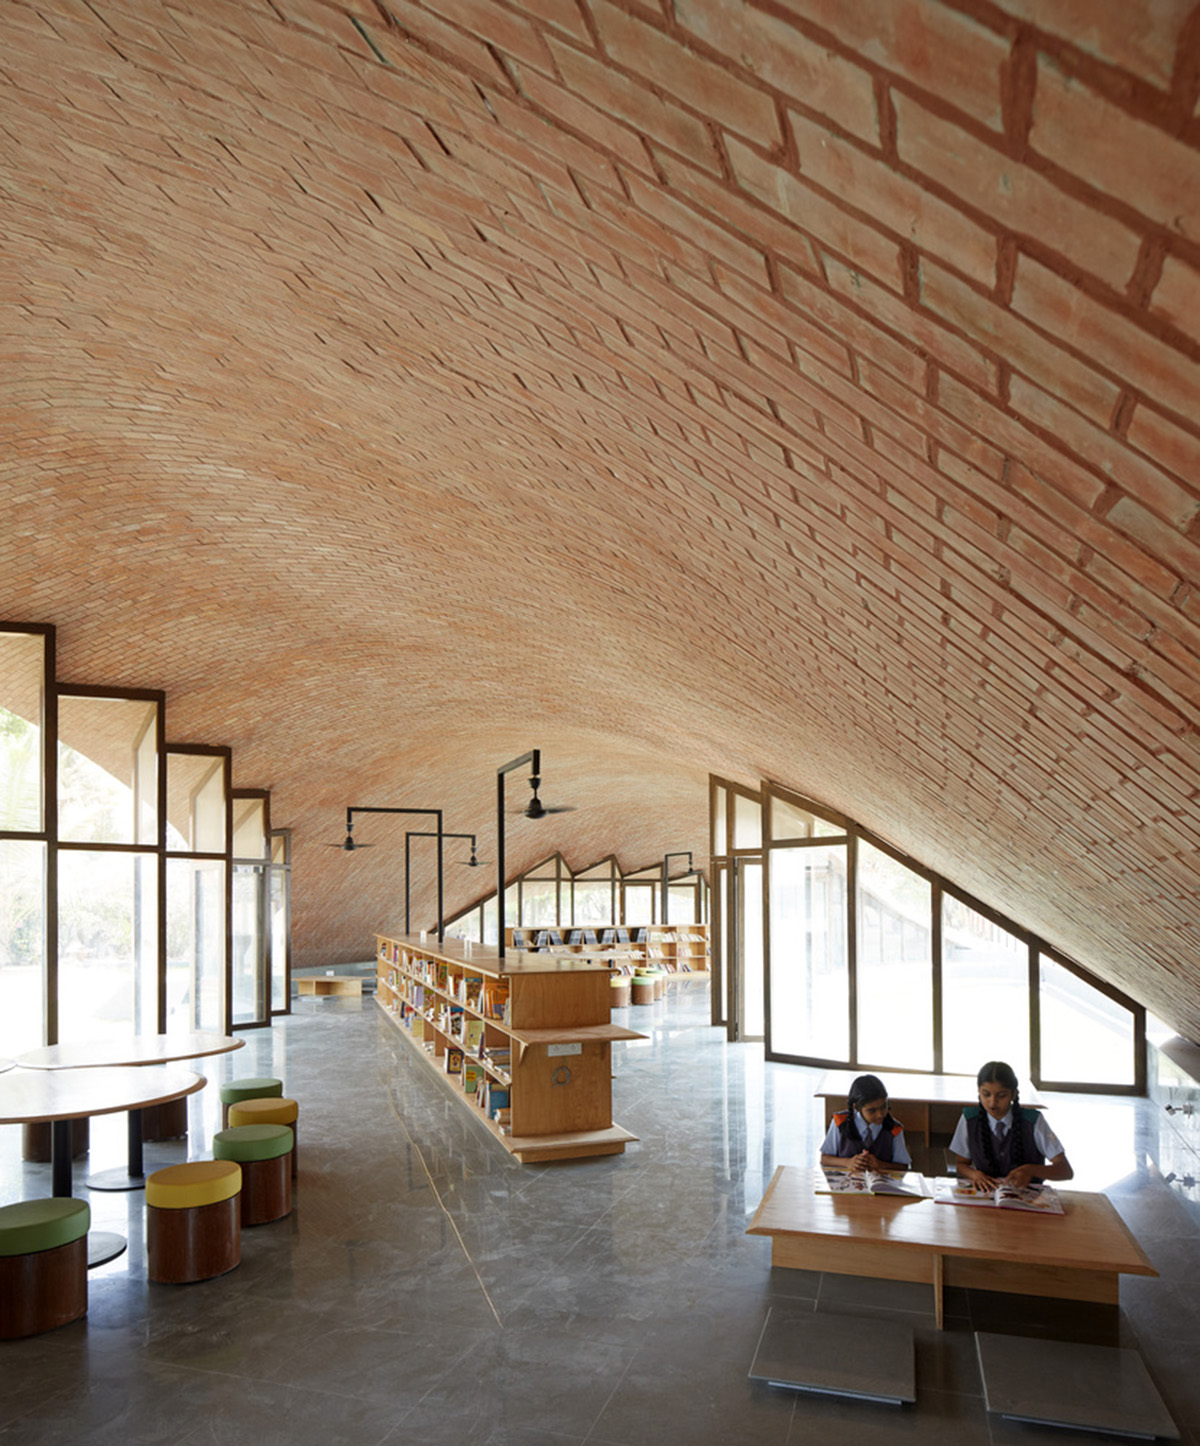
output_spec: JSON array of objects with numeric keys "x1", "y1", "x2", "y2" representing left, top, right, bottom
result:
[
  {"x1": 17, "y1": 1033, "x2": 245, "y2": 1191},
  {"x1": 0, "y1": 1065, "x2": 208, "y2": 1265}
]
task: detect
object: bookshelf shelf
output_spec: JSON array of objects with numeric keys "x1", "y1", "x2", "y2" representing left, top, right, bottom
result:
[
  {"x1": 376, "y1": 934, "x2": 645, "y2": 1163},
  {"x1": 503, "y1": 923, "x2": 710, "y2": 977}
]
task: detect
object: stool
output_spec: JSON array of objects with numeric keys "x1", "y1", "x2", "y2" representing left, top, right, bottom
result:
[
  {"x1": 146, "y1": 1161, "x2": 241, "y2": 1284},
  {"x1": 219, "y1": 1077, "x2": 283, "y2": 1128},
  {"x1": 141, "y1": 1096, "x2": 189, "y2": 1142},
  {"x1": 610, "y1": 975, "x2": 631, "y2": 1008},
  {"x1": 649, "y1": 968, "x2": 666, "y2": 1001},
  {"x1": 213, "y1": 1125, "x2": 293, "y2": 1225},
  {"x1": 631, "y1": 974, "x2": 655, "y2": 1006},
  {"x1": 227, "y1": 1097, "x2": 299, "y2": 1177},
  {"x1": 0, "y1": 1198, "x2": 89, "y2": 1339}
]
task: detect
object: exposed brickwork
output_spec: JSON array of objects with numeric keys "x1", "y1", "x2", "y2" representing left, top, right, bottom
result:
[{"x1": 2, "y1": 0, "x2": 1199, "y2": 1038}]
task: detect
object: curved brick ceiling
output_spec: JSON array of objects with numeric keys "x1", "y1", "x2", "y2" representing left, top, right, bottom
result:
[{"x1": 2, "y1": 1, "x2": 1199, "y2": 1038}]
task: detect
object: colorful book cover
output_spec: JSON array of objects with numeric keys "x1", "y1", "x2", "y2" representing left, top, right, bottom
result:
[
  {"x1": 463, "y1": 1020, "x2": 484, "y2": 1053},
  {"x1": 933, "y1": 1178, "x2": 1064, "y2": 1214},
  {"x1": 462, "y1": 1060, "x2": 484, "y2": 1095},
  {"x1": 444, "y1": 1047, "x2": 464, "y2": 1075}
]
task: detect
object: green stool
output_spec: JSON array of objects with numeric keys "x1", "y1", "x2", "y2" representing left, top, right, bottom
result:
[
  {"x1": 631, "y1": 974, "x2": 656, "y2": 1005},
  {"x1": 227, "y1": 1097, "x2": 300, "y2": 1177},
  {"x1": 0, "y1": 1197, "x2": 90, "y2": 1339},
  {"x1": 213, "y1": 1124, "x2": 293, "y2": 1225},
  {"x1": 219, "y1": 1077, "x2": 283, "y2": 1127}
]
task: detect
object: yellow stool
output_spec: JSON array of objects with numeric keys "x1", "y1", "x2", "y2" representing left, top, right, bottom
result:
[
  {"x1": 227, "y1": 1097, "x2": 300, "y2": 1177},
  {"x1": 146, "y1": 1160, "x2": 242, "y2": 1284}
]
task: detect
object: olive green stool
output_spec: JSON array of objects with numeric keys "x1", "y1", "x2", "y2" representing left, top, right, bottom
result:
[
  {"x1": 213, "y1": 1124, "x2": 293, "y2": 1225},
  {"x1": 0, "y1": 1197, "x2": 90, "y2": 1339},
  {"x1": 227, "y1": 1097, "x2": 299, "y2": 1177},
  {"x1": 631, "y1": 973, "x2": 656, "y2": 1005},
  {"x1": 219, "y1": 1077, "x2": 283, "y2": 1128},
  {"x1": 146, "y1": 1160, "x2": 242, "y2": 1284}
]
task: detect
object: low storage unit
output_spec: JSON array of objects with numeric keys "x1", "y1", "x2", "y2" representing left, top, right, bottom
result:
[{"x1": 377, "y1": 934, "x2": 644, "y2": 1163}]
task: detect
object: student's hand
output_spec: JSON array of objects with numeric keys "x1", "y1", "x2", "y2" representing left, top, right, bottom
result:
[
  {"x1": 964, "y1": 1165, "x2": 998, "y2": 1190},
  {"x1": 1004, "y1": 1164, "x2": 1039, "y2": 1190},
  {"x1": 846, "y1": 1150, "x2": 870, "y2": 1174}
]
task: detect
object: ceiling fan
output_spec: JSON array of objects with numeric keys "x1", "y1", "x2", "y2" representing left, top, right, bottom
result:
[{"x1": 517, "y1": 774, "x2": 576, "y2": 818}]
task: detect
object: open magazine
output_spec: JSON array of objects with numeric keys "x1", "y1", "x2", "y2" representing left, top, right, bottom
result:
[
  {"x1": 817, "y1": 1167, "x2": 933, "y2": 1198},
  {"x1": 933, "y1": 1177, "x2": 1064, "y2": 1214}
]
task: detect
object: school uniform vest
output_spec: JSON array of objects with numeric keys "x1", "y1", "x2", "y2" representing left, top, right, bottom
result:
[
  {"x1": 963, "y1": 1105, "x2": 1040, "y2": 1173},
  {"x1": 832, "y1": 1112, "x2": 903, "y2": 1162}
]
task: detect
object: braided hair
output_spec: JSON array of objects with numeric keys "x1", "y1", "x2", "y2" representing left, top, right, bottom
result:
[
  {"x1": 976, "y1": 1061, "x2": 1028, "y2": 1175},
  {"x1": 839, "y1": 1074, "x2": 897, "y2": 1149}
]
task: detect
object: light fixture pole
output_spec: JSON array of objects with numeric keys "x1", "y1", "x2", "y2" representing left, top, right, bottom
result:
[
  {"x1": 341, "y1": 806, "x2": 445, "y2": 941},
  {"x1": 662, "y1": 851, "x2": 694, "y2": 925},
  {"x1": 497, "y1": 749, "x2": 541, "y2": 958},
  {"x1": 404, "y1": 831, "x2": 481, "y2": 933}
]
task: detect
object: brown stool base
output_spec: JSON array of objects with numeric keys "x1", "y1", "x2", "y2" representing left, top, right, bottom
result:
[
  {"x1": 141, "y1": 1096, "x2": 189, "y2": 1142},
  {"x1": 23, "y1": 1119, "x2": 89, "y2": 1163},
  {"x1": 0, "y1": 1238, "x2": 87, "y2": 1339},
  {"x1": 240, "y1": 1155, "x2": 293, "y2": 1225},
  {"x1": 147, "y1": 1197, "x2": 241, "y2": 1284},
  {"x1": 631, "y1": 981, "x2": 654, "y2": 1005}
]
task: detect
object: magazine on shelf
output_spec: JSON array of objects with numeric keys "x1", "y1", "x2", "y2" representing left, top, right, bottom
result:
[
  {"x1": 933, "y1": 1178, "x2": 1065, "y2": 1214},
  {"x1": 817, "y1": 1167, "x2": 934, "y2": 1198}
]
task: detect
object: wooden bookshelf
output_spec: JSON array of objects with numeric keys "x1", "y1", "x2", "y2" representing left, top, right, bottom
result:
[
  {"x1": 503, "y1": 924, "x2": 710, "y2": 977},
  {"x1": 641, "y1": 924, "x2": 710, "y2": 976},
  {"x1": 376, "y1": 934, "x2": 645, "y2": 1163}
]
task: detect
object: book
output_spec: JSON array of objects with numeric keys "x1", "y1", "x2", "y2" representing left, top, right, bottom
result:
[
  {"x1": 817, "y1": 1168, "x2": 934, "y2": 1198},
  {"x1": 933, "y1": 1178, "x2": 1064, "y2": 1214},
  {"x1": 444, "y1": 1047, "x2": 464, "y2": 1075},
  {"x1": 463, "y1": 1019, "x2": 484, "y2": 1053},
  {"x1": 462, "y1": 1060, "x2": 484, "y2": 1096}
]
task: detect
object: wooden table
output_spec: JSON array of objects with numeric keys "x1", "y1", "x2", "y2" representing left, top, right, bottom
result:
[
  {"x1": 0, "y1": 1065, "x2": 207, "y2": 1265},
  {"x1": 747, "y1": 1166, "x2": 1156, "y2": 1329},
  {"x1": 18, "y1": 1032, "x2": 243, "y2": 1190},
  {"x1": 815, "y1": 1070, "x2": 1045, "y2": 1146}
]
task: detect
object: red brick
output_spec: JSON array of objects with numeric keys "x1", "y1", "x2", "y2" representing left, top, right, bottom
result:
[
  {"x1": 590, "y1": 0, "x2": 780, "y2": 146},
  {"x1": 1108, "y1": 496, "x2": 1200, "y2": 578},
  {"x1": 727, "y1": 135, "x2": 903, "y2": 286},
  {"x1": 1032, "y1": 57, "x2": 1200, "y2": 242},
  {"x1": 1010, "y1": 253, "x2": 1200, "y2": 420},
  {"x1": 674, "y1": 0, "x2": 880, "y2": 142},
  {"x1": 1149, "y1": 254, "x2": 1200, "y2": 332},
  {"x1": 790, "y1": 110, "x2": 997, "y2": 287},
  {"x1": 895, "y1": 94, "x2": 1141, "y2": 293}
]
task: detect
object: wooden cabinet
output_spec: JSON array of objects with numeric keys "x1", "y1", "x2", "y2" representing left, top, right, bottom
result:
[{"x1": 376, "y1": 934, "x2": 644, "y2": 1163}]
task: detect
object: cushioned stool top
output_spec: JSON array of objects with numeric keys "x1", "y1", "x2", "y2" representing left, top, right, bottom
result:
[
  {"x1": 213, "y1": 1124, "x2": 294, "y2": 1162},
  {"x1": 0, "y1": 1197, "x2": 90, "y2": 1256},
  {"x1": 219, "y1": 1077, "x2": 283, "y2": 1104},
  {"x1": 146, "y1": 1159, "x2": 242, "y2": 1209},
  {"x1": 228, "y1": 1097, "x2": 298, "y2": 1128}
]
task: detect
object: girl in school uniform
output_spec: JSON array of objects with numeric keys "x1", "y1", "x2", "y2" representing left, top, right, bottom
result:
[
  {"x1": 819, "y1": 1073, "x2": 911, "y2": 1173},
  {"x1": 950, "y1": 1060, "x2": 1074, "y2": 1190}
]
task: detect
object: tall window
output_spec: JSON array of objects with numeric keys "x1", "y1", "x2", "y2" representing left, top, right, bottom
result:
[{"x1": 856, "y1": 839, "x2": 933, "y2": 1071}]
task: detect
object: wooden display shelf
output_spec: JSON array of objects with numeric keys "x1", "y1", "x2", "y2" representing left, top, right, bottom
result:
[
  {"x1": 502, "y1": 923, "x2": 710, "y2": 977},
  {"x1": 297, "y1": 975, "x2": 362, "y2": 998},
  {"x1": 376, "y1": 934, "x2": 645, "y2": 1163}
]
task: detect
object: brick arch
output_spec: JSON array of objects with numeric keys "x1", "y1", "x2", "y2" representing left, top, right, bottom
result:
[{"x1": 2, "y1": 1, "x2": 1199, "y2": 1036}]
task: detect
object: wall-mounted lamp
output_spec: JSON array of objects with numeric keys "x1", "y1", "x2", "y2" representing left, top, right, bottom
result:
[
  {"x1": 335, "y1": 805, "x2": 445, "y2": 941},
  {"x1": 662, "y1": 851, "x2": 694, "y2": 925}
]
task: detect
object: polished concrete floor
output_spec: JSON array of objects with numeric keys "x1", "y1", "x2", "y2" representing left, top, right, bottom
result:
[{"x1": 1, "y1": 979, "x2": 1196, "y2": 1445}]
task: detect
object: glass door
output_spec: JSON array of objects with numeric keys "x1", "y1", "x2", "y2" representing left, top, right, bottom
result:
[{"x1": 728, "y1": 856, "x2": 764, "y2": 1043}]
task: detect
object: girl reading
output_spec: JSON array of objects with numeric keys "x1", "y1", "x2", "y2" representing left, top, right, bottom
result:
[
  {"x1": 950, "y1": 1060, "x2": 1073, "y2": 1190},
  {"x1": 819, "y1": 1073, "x2": 911, "y2": 1173}
]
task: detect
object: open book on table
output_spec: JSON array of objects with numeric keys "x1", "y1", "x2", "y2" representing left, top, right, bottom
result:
[
  {"x1": 817, "y1": 1167, "x2": 933, "y2": 1198},
  {"x1": 933, "y1": 1177, "x2": 1064, "y2": 1214}
]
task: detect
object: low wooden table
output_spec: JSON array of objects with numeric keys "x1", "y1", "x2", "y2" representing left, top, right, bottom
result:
[
  {"x1": 747, "y1": 1166, "x2": 1156, "y2": 1329},
  {"x1": 297, "y1": 975, "x2": 362, "y2": 998},
  {"x1": 815, "y1": 1070, "x2": 1045, "y2": 1146}
]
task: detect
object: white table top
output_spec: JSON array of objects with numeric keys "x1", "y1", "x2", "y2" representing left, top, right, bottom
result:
[
  {"x1": 18, "y1": 1031, "x2": 244, "y2": 1070},
  {"x1": 0, "y1": 1065, "x2": 207, "y2": 1125}
]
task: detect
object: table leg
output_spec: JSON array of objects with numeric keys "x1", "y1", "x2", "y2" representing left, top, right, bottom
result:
[
  {"x1": 932, "y1": 1252, "x2": 944, "y2": 1331},
  {"x1": 50, "y1": 1118, "x2": 72, "y2": 1198},
  {"x1": 86, "y1": 1108, "x2": 150, "y2": 1192}
]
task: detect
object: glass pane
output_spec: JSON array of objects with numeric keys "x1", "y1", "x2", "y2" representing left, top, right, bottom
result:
[
  {"x1": 504, "y1": 882, "x2": 518, "y2": 927},
  {"x1": 166, "y1": 856, "x2": 225, "y2": 1031},
  {"x1": 483, "y1": 895, "x2": 498, "y2": 946},
  {"x1": 733, "y1": 792, "x2": 761, "y2": 850},
  {"x1": 0, "y1": 631, "x2": 45, "y2": 832},
  {"x1": 740, "y1": 860, "x2": 765, "y2": 1037},
  {"x1": 271, "y1": 833, "x2": 288, "y2": 865},
  {"x1": 576, "y1": 860, "x2": 616, "y2": 880},
  {"x1": 58, "y1": 849, "x2": 158, "y2": 1040},
  {"x1": 667, "y1": 882, "x2": 696, "y2": 923},
  {"x1": 231, "y1": 863, "x2": 266, "y2": 1025},
  {"x1": 0, "y1": 839, "x2": 45, "y2": 1054},
  {"x1": 524, "y1": 855, "x2": 558, "y2": 879},
  {"x1": 573, "y1": 881, "x2": 613, "y2": 925},
  {"x1": 771, "y1": 797, "x2": 812, "y2": 840},
  {"x1": 446, "y1": 908, "x2": 482, "y2": 943},
  {"x1": 813, "y1": 818, "x2": 845, "y2": 839},
  {"x1": 167, "y1": 753, "x2": 226, "y2": 853},
  {"x1": 713, "y1": 784, "x2": 727, "y2": 855},
  {"x1": 624, "y1": 883, "x2": 654, "y2": 925},
  {"x1": 520, "y1": 879, "x2": 557, "y2": 926},
  {"x1": 768, "y1": 844, "x2": 849, "y2": 1059},
  {"x1": 857, "y1": 839, "x2": 933, "y2": 1070},
  {"x1": 942, "y1": 896, "x2": 1030, "y2": 1076},
  {"x1": 1039, "y1": 956, "x2": 1135, "y2": 1085},
  {"x1": 231, "y1": 798, "x2": 266, "y2": 860},
  {"x1": 58, "y1": 696, "x2": 159, "y2": 845},
  {"x1": 270, "y1": 869, "x2": 288, "y2": 1012}
]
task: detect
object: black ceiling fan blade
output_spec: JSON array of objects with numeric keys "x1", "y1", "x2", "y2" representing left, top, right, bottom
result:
[{"x1": 324, "y1": 840, "x2": 376, "y2": 849}]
